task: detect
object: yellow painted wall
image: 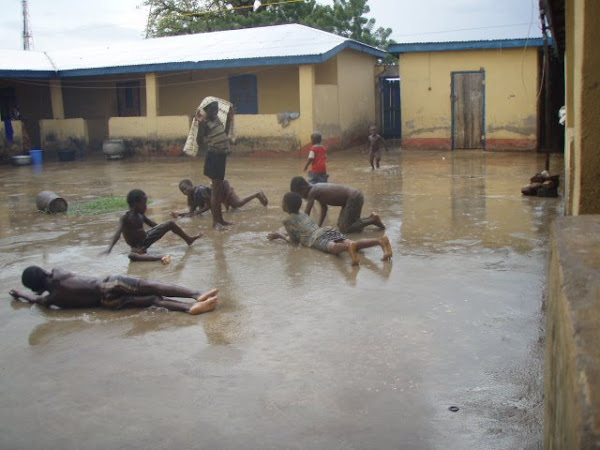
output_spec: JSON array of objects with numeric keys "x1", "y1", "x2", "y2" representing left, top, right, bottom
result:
[
  {"x1": 337, "y1": 51, "x2": 377, "y2": 143},
  {"x1": 565, "y1": 0, "x2": 600, "y2": 215},
  {"x1": 314, "y1": 85, "x2": 340, "y2": 138},
  {"x1": 236, "y1": 114, "x2": 301, "y2": 138},
  {"x1": 158, "y1": 66, "x2": 300, "y2": 117},
  {"x1": 109, "y1": 116, "x2": 189, "y2": 138},
  {"x1": 400, "y1": 47, "x2": 539, "y2": 147}
]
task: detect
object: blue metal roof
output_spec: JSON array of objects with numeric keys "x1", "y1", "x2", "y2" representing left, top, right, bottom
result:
[{"x1": 389, "y1": 38, "x2": 546, "y2": 55}]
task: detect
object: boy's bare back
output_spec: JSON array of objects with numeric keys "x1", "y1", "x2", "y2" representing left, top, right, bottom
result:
[{"x1": 308, "y1": 183, "x2": 359, "y2": 206}]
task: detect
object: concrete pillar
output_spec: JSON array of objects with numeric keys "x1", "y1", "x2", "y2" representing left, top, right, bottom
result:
[
  {"x1": 298, "y1": 65, "x2": 315, "y2": 147},
  {"x1": 49, "y1": 79, "x2": 64, "y2": 120},
  {"x1": 568, "y1": 0, "x2": 600, "y2": 215},
  {"x1": 145, "y1": 73, "x2": 159, "y2": 118}
]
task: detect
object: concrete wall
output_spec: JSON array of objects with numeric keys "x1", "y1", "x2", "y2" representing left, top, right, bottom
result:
[
  {"x1": 563, "y1": 0, "x2": 600, "y2": 215},
  {"x1": 544, "y1": 216, "x2": 600, "y2": 449},
  {"x1": 39, "y1": 118, "x2": 88, "y2": 157},
  {"x1": 337, "y1": 51, "x2": 378, "y2": 146},
  {"x1": 399, "y1": 47, "x2": 539, "y2": 150}
]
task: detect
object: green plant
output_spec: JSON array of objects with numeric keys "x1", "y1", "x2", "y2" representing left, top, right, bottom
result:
[{"x1": 68, "y1": 196, "x2": 128, "y2": 215}]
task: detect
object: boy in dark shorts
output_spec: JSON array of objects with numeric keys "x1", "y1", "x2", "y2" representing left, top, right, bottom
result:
[
  {"x1": 9, "y1": 266, "x2": 218, "y2": 314},
  {"x1": 196, "y1": 98, "x2": 235, "y2": 230},
  {"x1": 103, "y1": 189, "x2": 202, "y2": 262},
  {"x1": 290, "y1": 176, "x2": 386, "y2": 233},
  {"x1": 367, "y1": 124, "x2": 387, "y2": 170},
  {"x1": 171, "y1": 179, "x2": 268, "y2": 218},
  {"x1": 267, "y1": 192, "x2": 392, "y2": 266}
]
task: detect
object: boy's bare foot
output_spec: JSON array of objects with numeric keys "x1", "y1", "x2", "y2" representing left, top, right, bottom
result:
[
  {"x1": 171, "y1": 211, "x2": 179, "y2": 218},
  {"x1": 161, "y1": 255, "x2": 172, "y2": 265},
  {"x1": 196, "y1": 288, "x2": 218, "y2": 302},
  {"x1": 348, "y1": 242, "x2": 360, "y2": 266},
  {"x1": 257, "y1": 190, "x2": 268, "y2": 206},
  {"x1": 380, "y1": 235, "x2": 393, "y2": 261},
  {"x1": 188, "y1": 296, "x2": 218, "y2": 315},
  {"x1": 220, "y1": 220, "x2": 233, "y2": 226},
  {"x1": 370, "y1": 212, "x2": 385, "y2": 229},
  {"x1": 213, "y1": 223, "x2": 229, "y2": 231},
  {"x1": 185, "y1": 233, "x2": 203, "y2": 245}
]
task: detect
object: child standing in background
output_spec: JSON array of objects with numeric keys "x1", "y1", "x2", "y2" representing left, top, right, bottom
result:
[
  {"x1": 367, "y1": 125, "x2": 387, "y2": 170},
  {"x1": 304, "y1": 131, "x2": 328, "y2": 184}
]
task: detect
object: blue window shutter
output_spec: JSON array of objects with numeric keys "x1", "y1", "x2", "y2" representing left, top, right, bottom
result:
[{"x1": 229, "y1": 74, "x2": 258, "y2": 114}]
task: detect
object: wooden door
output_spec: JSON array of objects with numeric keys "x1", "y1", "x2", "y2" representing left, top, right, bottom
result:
[{"x1": 452, "y1": 71, "x2": 484, "y2": 149}]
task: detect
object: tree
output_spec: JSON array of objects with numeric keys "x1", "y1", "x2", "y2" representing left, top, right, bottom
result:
[{"x1": 144, "y1": 0, "x2": 394, "y2": 51}]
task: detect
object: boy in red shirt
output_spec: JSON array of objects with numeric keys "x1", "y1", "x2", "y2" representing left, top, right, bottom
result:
[{"x1": 303, "y1": 131, "x2": 329, "y2": 184}]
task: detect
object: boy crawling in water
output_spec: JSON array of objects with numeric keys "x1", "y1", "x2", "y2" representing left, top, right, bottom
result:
[
  {"x1": 171, "y1": 179, "x2": 267, "y2": 218},
  {"x1": 267, "y1": 192, "x2": 393, "y2": 266},
  {"x1": 103, "y1": 189, "x2": 202, "y2": 263},
  {"x1": 9, "y1": 266, "x2": 218, "y2": 315}
]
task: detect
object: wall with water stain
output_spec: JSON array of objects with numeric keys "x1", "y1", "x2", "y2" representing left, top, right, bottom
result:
[{"x1": 399, "y1": 47, "x2": 539, "y2": 150}]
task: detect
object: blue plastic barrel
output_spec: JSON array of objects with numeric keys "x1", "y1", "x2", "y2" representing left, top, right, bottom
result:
[{"x1": 29, "y1": 149, "x2": 43, "y2": 165}]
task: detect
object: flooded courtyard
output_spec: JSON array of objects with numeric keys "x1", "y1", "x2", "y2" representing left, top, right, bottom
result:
[{"x1": 0, "y1": 148, "x2": 562, "y2": 449}]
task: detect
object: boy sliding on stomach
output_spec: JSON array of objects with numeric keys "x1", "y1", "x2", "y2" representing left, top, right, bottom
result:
[
  {"x1": 9, "y1": 266, "x2": 218, "y2": 315},
  {"x1": 267, "y1": 192, "x2": 392, "y2": 266},
  {"x1": 103, "y1": 189, "x2": 202, "y2": 262},
  {"x1": 171, "y1": 179, "x2": 267, "y2": 218}
]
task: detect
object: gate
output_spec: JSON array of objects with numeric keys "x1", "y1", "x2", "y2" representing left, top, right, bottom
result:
[{"x1": 380, "y1": 77, "x2": 401, "y2": 139}]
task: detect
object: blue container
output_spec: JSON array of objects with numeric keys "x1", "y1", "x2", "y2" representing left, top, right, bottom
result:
[{"x1": 29, "y1": 149, "x2": 43, "y2": 165}]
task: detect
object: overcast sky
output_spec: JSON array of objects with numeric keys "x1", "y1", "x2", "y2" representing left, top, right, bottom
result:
[{"x1": 0, "y1": 0, "x2": 542, "y2": 51}]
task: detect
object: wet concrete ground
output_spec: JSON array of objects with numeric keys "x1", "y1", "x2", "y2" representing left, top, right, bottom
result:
[{"x1": 0, "y1": 148, "x2": 562, "y2": 449}]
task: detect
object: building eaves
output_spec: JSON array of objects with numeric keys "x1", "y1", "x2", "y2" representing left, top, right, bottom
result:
[{"x1": 389, "y1": 38, "x2": 546, "y2": 55}]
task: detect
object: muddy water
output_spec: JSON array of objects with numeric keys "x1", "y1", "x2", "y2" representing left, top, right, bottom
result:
[{"x1": 0, "y1": 149, "x2": 562, "y2": 449}]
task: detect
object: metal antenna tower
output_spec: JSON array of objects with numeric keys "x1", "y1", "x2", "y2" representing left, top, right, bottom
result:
[{"x1": 22, "y1": 0, "x2": 33, "y2": 50}]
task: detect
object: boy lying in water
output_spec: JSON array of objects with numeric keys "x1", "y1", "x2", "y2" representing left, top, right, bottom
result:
[
  {"x1": 267, "y1": 192, "x2": 392, "y2": 266},
  {"x1": 9, "y1": 266, "x2": 218, "y2": 315}
]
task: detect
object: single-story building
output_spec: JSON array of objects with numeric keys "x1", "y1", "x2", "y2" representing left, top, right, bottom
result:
[
  {"x1": 0, "y1": 24, "x2": 386, "y2": 161},
  {"x1": 389, "y1": 38, "x2": 555, "y2": 151}
]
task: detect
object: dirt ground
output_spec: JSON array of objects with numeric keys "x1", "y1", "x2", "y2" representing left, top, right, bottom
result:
[{"x1": 0, "y1": 147, "x2": 562, "y2": 449}]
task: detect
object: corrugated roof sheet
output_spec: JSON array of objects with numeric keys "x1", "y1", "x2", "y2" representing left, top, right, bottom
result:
[
  {"x1": 389, "y1": 38, "x2": 546, "y2": 54},
  {"x1": 0, "y1": 24, "x2": 386, "y2": 78}
]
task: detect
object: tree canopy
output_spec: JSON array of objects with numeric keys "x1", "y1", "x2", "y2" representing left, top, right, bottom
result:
[{"x1": 143, "y1": 0, "x2": 394, "y2": 51}]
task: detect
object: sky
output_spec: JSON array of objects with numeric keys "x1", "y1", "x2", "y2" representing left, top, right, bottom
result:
[{"x1": 0, "y1": 0, "x2": 542, "y2": 51}]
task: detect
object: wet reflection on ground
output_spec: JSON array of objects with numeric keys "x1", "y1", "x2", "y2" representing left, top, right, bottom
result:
[{"x1": 0, "y1": 148, "x2": 562, "y2": 449}]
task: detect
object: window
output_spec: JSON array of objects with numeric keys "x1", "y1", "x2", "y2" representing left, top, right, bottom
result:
[{"x1": 229, "y1": 74, "x2": 258, "y2": 114}]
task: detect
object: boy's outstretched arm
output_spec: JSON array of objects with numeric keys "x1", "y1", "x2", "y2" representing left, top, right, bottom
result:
[
  {"x1": 143, "y1": 214, "x2": 158, "y2": 228},
  {"x1": 267, "y1": 231, "x2": 289, "y2": 242},
  {"x1": 317, "y1": 202, "x2": 328, "y2": 227},
  {"x1": 225, "y1": 107, "x2": 235, "y2": 135},
  {"x1": 9, "y1": 289, "x2": 49, "y2": 305},
  {"x1": 102, "y1": 219, "x2": 123, "y2": 255}
]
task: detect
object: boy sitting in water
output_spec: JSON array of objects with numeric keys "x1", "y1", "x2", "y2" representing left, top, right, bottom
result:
[
  {"x1": 267, "y1": 192, "x2": 393, "y2": 266},
  {"x1": 103, "y1": 189, "x2": 202, "y2": 262},
  {"x1": 9, "y1": 266, "x2": 218, "y2": 315},
  {"x1": 171, "y1": 179, "x2": 268, "y2": 218}
]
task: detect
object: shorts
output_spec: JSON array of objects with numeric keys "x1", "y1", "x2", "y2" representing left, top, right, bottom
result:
[
  {"x1": 133, "y1": 221, "x2": 173, "y2": 250},
  {"x1": 204, "y1": 151, "x2": 227, "y2": 181},
  {"x1": 309, "y1": 172, "x2": 329, "y2": 184},
  {"x1": 312, "y1": 228, "x2": 347, "y2": 251},
  {"x1": 100, "y1": 275, "x2": 141, "y2": 309},
  {"x1": 338, "y1": 191, "x2": 364, "y2": 233},
  {"x1": 369, "y1": 149, "x2": 383, "y2": 159}
]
